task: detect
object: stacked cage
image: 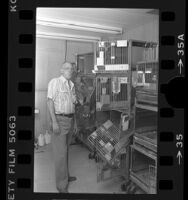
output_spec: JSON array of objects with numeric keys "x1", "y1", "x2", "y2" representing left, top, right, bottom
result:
[
  {"x1": 95, "y1": 40, "x2": 129, "y2": 71},
  {"x1": 94, "y1": 40, "x2": 131, "y2": 112},
  {"x1": 88, "y1": 120, "x2": 130, "y2": 182},
  {"x1": 130, "y1": 127, "x2": 157, "y2": 194},
  {"x1": 135, "y1": 43, "x2": 158, "y2": 107},
  {"x1": 96, "y1": 74, "x2": 130, "y2": 111},
  {"x1": 74, "y1": 74, "x2": 96, "y2": 147}
]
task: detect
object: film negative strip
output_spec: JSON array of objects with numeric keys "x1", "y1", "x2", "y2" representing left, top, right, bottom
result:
[{"x1": 7, "y1": 0, "x2": 185, "y2": 200}]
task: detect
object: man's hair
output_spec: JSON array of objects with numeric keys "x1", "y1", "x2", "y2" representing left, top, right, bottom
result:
[{"x1": 61, "y1": 61, "x2": 72, "y2": 69}]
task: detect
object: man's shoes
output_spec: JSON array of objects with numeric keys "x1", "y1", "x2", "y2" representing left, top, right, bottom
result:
[
  {"x1": 68, "y1": 176, "x2": 77, "y2": 182},
  {"x1": 57, "y1": 185, "x2": 69, "y2": 193},
  {"x1": 58, "y1": 188, "x2": 68, "y2": 193}
]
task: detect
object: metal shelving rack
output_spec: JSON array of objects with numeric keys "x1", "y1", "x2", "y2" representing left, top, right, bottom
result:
[
  {"x1": 75, "y1": 40, "x2": 159, "y2": 189},
  {"x1": 129, "y1": 128, "x2": 157, "y2": 194},
  {"x1": 74, "y1": 53, "x2": 97, "y2": 148},
  {"x1": 127, "y1": 40, "x2": 158, "y2": 194},
  {"x1": 92, "y1": 39, "x2": 159, "y2": 183}
]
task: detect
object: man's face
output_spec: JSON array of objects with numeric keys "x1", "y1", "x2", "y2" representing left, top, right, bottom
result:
[{"x1": 61, "y1": 63, "x2": 73, "y2": 80}]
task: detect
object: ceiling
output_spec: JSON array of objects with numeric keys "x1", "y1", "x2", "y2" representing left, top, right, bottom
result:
[{"x1": 36, "y1": 8, "x2": 159, "y2": 39}]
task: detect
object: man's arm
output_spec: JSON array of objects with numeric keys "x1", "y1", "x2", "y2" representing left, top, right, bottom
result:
[
  {"x1": 47, "y1": 98, "x2": 60, "y2": 134},
  {"x1": 47, "y1": 98, "x2": 57, "y2": 123}
]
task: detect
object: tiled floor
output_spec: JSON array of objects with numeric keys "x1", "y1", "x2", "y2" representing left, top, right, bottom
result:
[{"x1": 34, "y1": 143, "x2": 125, "y2": 193}]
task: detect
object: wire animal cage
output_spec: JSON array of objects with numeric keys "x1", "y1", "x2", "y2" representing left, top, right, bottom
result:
[
  {"x1": 88, "y1": 120, "x2": 130, "y2": 182},
  {"x1": 130, "y1": 143, "x2": 157, "y2": 194},
  {"x1": 95, "y1": 74, "x2": 130, "y2": 111},
  {"x1": 136, "y1": 62, "x2": 158, "y2": 107},
  {"x1": 96, "y1": 151, "x2": 127, "y2": 182},
  {"x1": 148, "y1": 165, "x2": 157, "y2": 194},
  {"x1": 74, "y1": 74, "x2": 96, "y2": 149},
  {"x1": 136, "y1": 61, "x2": 158, "y2": 89},
  {"x1": 96, "y1": 40, "x2": 128, "y2": 66},
  {"x1": 75, "y1": 75, "x2": 96, "y2": 128}
]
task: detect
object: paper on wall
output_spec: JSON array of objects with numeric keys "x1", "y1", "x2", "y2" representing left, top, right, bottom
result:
[{"x1": 117, "y1": 40, "x2": 127, "y2": 47}]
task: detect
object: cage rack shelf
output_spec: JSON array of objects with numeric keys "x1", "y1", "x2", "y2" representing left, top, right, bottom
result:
[
  {"x1": 123, "y1": 40, "x2": 158, "y2": 194},
  {"x1": 87, "y1": 120, "x2": 131, "y2": 164},
  {"x1": 129, "y1": 114, "x2": 157, "y2": 194},
  {"x1": 135, "y1": 102, "x2": 158, "y2": 112},
  {"x1": 136, "y1": 60, "x2": 158, "y2": 64},
  {"x1": 87, "y1": 120, "x2": 133, "y2": 182},
  {"x1": 135, "y1": 53, "x2": 158, "y2": 112},
  {"x1": 130, "y1": 143, "x2": 157, "y2": 194}
]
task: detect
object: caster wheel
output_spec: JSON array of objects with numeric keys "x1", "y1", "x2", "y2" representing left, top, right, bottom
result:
[
  {"x1": 95, "y1": 155, "x2": 99, "y2": 163},
  {"x1": 121, "y1": 180, "x2": 131, "y2": 192},
  {"x1": 131, "y1": 187, "x2": 137, "y2": 194},
  {"x1": 121, "y1": 184, "x2": 126, "y2": 191},
  {"x1": 126, "y1": 182, "x2": 133, "y2": 194},
  {"x1": 129, "y1": 183, "x2": 136, "y2": 194},
  {"x1": 88, "y1": 153, "x2": 92, "y2": 159}
]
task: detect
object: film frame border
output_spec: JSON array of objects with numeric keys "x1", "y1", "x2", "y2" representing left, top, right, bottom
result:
[{"x1": 7, "y1": 0, "x2": 185, "y2": 199}]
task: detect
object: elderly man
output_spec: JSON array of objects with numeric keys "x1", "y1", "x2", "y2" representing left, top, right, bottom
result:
[{"x1": 47, "y1": 62, "x2": 77, "y2": 193}]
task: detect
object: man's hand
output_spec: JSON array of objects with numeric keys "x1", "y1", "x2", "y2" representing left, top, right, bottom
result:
[
  {"x1": 52, "y1": 121, "x2": 60, "y2": 135},
  {"x1": 73, "y1": 119, "x2": 78, "y2": 135}
]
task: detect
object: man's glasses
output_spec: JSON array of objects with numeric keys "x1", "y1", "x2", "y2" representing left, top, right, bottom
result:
[{"x1": 64, "y1": 67, "x2": 74, "y2": 72}]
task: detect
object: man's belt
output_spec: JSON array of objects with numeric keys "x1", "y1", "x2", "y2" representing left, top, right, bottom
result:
[{"x1": 56, "y1": 113, "x2": 74, "y2": 118}]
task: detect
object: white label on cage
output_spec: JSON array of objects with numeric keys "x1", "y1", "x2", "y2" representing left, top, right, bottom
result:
[
  {"x1": 97, "y1": 57, "x2": 104, "y2": 65},
  {"x1": 99, "y1": 41, "x2": 105, "y2": 47},
  {"x1": 103, "y1": 120, "x2": 113, "y2": 129},
  {"x1": 102, "y1": 88, "x2": 106, "y2": 95},
  {"x1": 138, "y1": 71, "x2": 144, "y2": 73},
  {"x1": 105, "y1": 64, "x2": 129, "y2": 71},
  {"x1": 145, "y1": 71, "x2": 152, "y2": 73},
  {"x1": 111, "y1": 42, "x2": 116, "y2": 46},
  {"x1": 120, "y1": 77, "x2": 127, "y2": 83},
  {"x1": 101, "y1": 77, "x2": 108, "y2": 83},
  {"x1": 111, "y1": 56, "x2": 115, "y2": 59},
  {"x1": 105, "y1": 154, "x2": 111, "y2": 161},
  {"x1": 112, "y1": 77, "x2": 121, "y2": 93},
  {"x1": 96, "y1": 102, "x2": 103, "y2": 110},
  {"x1": 91, "y1": 131, "x2": 97, "y2": 138},
  {"x1": 105, "y1": 142, "x2": 114, "y2": 152},
  {"x1": 99, "y1": 140, "x2": 105, "y2": 146},
  {"x1": 94, "y1": 65, "x2": 98, "y2": 71},
  {"x1": 117, "y1": 40, "x2": 127, "y2": 47},
  {"x1": 99, "y1": 51, "x2": 104, "y2": 58}
]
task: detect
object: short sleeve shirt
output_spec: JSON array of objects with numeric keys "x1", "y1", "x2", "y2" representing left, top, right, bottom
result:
[{"x1": 47, "y1": 75, "x2": 77, "y2": 114}]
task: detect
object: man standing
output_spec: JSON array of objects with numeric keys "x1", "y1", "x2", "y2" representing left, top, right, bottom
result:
[{"x1": 47, "y1": 62, "x2": 77, "y2": 193}]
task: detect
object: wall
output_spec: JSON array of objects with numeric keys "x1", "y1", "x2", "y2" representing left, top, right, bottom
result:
[
  {"x1": 101, "y1": 19, "x2": 159, "y2": 43},
  {"x1": 35, "y1": 38, "x2": 93, "y2": 138},
  {"x1": 123, "y1": 19, "x2": 159, "y2": 42}
]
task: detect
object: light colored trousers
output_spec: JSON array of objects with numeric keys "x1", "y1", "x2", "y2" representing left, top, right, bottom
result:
[{"x1": 51, "y1": 115, "x2": 74, "y2": 192}]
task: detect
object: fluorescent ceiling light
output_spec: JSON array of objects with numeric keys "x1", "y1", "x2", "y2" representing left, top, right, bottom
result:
[
  {"x1": 36, "y1": 31, "x2": 101, "y2": 42},
  {"x1": 37, "y1": 17, "x2": 122, "y2": 34}
]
